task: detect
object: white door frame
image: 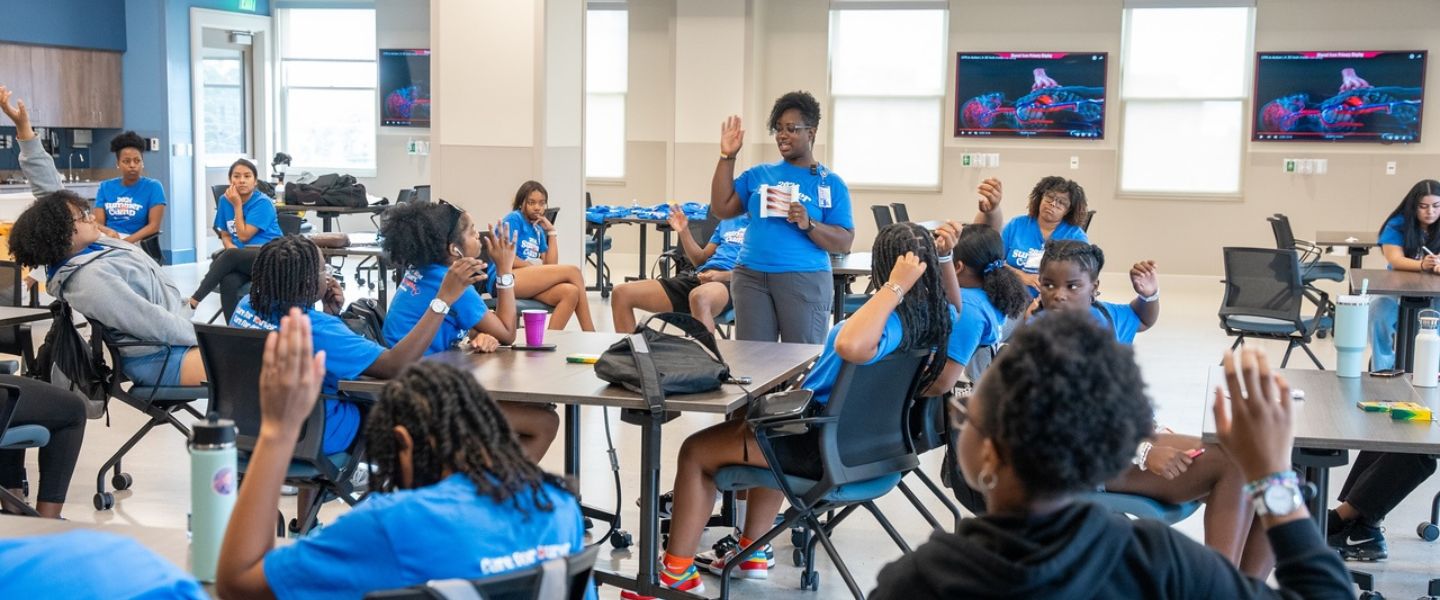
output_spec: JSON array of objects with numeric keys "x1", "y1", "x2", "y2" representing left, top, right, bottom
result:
[{"x1": 189, "y1": 8, "x2": 273, "y2": 254}]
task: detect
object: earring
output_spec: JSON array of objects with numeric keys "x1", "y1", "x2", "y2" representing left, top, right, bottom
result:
[{"x1": 979, "y1": 468, "x2": 998, "y2": 491}]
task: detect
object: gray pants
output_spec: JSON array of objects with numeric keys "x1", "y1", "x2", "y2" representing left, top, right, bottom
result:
[{"x1": 731, "y1": 266, "x2": 833, "y2": 344}]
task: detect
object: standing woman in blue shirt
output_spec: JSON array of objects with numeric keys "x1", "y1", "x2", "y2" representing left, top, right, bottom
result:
[
  {"x1": 973, "y1": 176, "x2": 1090, "y2": 295},
  {"x1": 92, "y1": 131, "x2": 165, "y2": 244},
  {"x1": 494, "y1": 180, "x2": 595, "y2": 331},
  {"x1": 188, "y1": 158, "x2": 284, "y2": 320},
  {"x1": 1368, "y1": 179, "x2": 1440, "y2": 372},
  {"x1": 710, "y1": 91, "x2": 854, "y2": 344}
]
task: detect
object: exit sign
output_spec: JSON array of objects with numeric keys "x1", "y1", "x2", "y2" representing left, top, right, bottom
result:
[{"x1": 238, "y1": 0, "x2": 256, "y2": 11}]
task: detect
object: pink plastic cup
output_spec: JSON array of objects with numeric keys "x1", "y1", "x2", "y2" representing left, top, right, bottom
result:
[{"x1": 523, "y1": 310, "x2": 548, "y2": 346}]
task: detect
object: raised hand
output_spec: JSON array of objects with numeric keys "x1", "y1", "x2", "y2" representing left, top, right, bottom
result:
[
  {"x1": 440, "y1": 257, "x2": 488, "y2": 303},
  {"x1": 933, "y1": 220, "x2": 962, "y2": 257},
  {"x1": 487, "y1": 221, "x2": 517, "y2": 274},
  {"x1": 1213, "y1": 348, "x2": 1295, "y2": 481},
  {"x1": 0, "y1": 86, "x2": 28, "y2": 128},
  {"x1": 720, "y1": 115, "x2": 745, "y2": 158},
  {"x1": 977, "y1": 178, "x2": 1003, "y2": 213},
  {"x1": 888, "y1": 252, "x2": 927, "y2": 293},
  {"x1": 667, "y1": 203, "x2": 689, "y2": 233},
  {"x1": 1130, "y1": 260, "x2": 1159, "y2": 297},
  {"x1": 258, "y1": 309, "x2": 326, "y2": 439}
]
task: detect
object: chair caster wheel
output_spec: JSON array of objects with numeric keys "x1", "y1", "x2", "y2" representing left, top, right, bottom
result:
[
  {"x1": 791, "y1": 548, "x2": 804, "y2": 567},
  {"x1": 1358, "y1": 591, "x2": 1384, "y2": 600},
  {"x1": 111, "y1": 472, "x2": 133, "y2": 491},
  {"x1": 1317, "y1": 329, "x2": 1329, "y2": 339},
  {"x1": 611, "y1": 530, "x2": 633, "y2": 549},
  {"x1": 800, "y1": 571, "x2": 819, "y2": 591},
  {"x1": 93, "y1": 492, "x2": 114, "y2": 511},
  {"x1": 790, "y1": 527, "x2": 806, "y2": 548},
  {"x1": 1418, "y1": 521, "x2": 1440, "y2": 542}
]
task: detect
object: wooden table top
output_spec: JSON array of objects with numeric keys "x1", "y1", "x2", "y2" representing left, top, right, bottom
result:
[
  {"x1": 0, "y1": 306, "x2": 51, "y2": 328},
  {"x1": 339, "y1": 331, "x2": 820, "y2": 414},
  {"x1": 1315, "y1": 230, "x2": 1379, "y2": 247},
  {"x1": 1201, "y1": 368, "x2": 1440, "y2": 454},
  {"x1": 1350, "y1": 268, "x2": 1440, "y2": 297},
  {"x1": 831, "y1": 252, "x2": 872, "y2": 277}
]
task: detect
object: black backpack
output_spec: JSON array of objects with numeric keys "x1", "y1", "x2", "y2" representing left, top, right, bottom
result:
[
  {"x1": 340, "y1": 298, "x2": 386, "y2": 345},
  {"x1": 31, "y1": 300, "x2": 113, "y2": 420},
  {"x1": 595, "y1": 312, "x2": 732, "y2": 399}
]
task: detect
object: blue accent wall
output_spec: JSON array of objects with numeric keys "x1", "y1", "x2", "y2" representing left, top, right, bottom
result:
[{"x1": 0, "y1": 0, "x2": 127, "y2": 51}]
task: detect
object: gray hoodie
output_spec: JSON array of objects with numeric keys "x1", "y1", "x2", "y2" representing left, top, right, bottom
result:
[{"x1": 18, "y1": 137, "x2": 195, "y2": 357}]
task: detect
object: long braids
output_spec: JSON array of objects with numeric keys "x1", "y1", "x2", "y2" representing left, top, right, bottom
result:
[
  {"x1": 954, "y1": 224, "x2": 1030, "y2": 318},
  {"x1": 870, "y1": 222, "x2": 951, "y2": 393},
  {"x1": 250, "y1": 235, "x2": 325, "y2": 316},
  {"x1": 365, "y1": 362, "x2": 568, "y2": 513}
]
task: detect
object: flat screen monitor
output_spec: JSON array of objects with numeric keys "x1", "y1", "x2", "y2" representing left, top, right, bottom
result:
[
  {"x1": 1253, "y1": 51, "x2": 1426, "y2": 143},
  {"x1": 954, "y1": 52, "x2": 1108, "y2": 139},
  {"x1": 379, "y1": 48, "x2": 432, "y2": 128}
]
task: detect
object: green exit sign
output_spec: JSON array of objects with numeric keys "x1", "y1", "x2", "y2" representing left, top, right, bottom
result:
[{"x1": 238, "y1": 0, "x2": 256, "y2": 11}]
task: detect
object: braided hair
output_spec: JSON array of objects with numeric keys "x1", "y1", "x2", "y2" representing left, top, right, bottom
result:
[
  {"x1": 1378, "y1": 179, "x2": 1440, "y2": 258},
  {"x1": 9, "y1": 191, "x2": 89, "y2": 268},
  {"x1": 953, "y1": 224, "x2": 1029, "y2": 318},
  {"x1": 1039, "y1": 238, "x2": 1104, "y2": 281},
  {"x1": 249, "y1": 235, "x2": 325, "y2": 316},
  {"x1": 380, "y1": 201, "x2": 463, "y2": 271},
  {"x1": 365, "y1": 362, "x2": 570, "y2": 511},
  {"x1": 1026, "y1": 175, "x2": 1089, "y2": 227},
  {"x1": 870, "y1": 222, "x2": 951, "y2": 393}
]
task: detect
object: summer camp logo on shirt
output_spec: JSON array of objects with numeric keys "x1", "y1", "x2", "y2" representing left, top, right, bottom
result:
[
  {"x1": 108, "y1": 197, "x2": 141, "y2": 219},
  {"x1": 723, "y1": 227, "x2": 746, "y2": 245},
  {"x1": 399, "y1": 268, "x2": 425, "y2": 295}
]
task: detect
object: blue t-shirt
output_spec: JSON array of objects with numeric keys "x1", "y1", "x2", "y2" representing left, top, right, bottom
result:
[
  {"x1": 0, "y1": 530, "x2": 206, "y2": 600},
  {"x1": 502, "y1": 210, "x2": 550, "y2": 265},
  {"x1": 46, "y1": 243, "x2": 107, "y2": 280},
  {"x1": 947, "y1": 288, "x2": 1006, "y2": 367},
  {"x1": 733, "y1": 161, "x2": 853, "y2": 273},
  {"x1": 1092, "y1": 301, "x2": 1143, "y2": 345},
  {"x1": 231, "y1": 296, "x2": 379, "y2": 454},
  {"x1": 264, "y1": 473, "x2": 594, "y2": 600},
  {"x1": 698, "y1": 216, "x2": 749, "y2": 272},
  {"x1": 802, "y1": 313, "x2": 904, "y2": 405},
  {"x1": 385, "y1": 263, "x2": 489, "y2": 354},
  {"x1": 97, "y1": 177, "x2": 166, "y2": 236},
  {"x1": 1001, "y1": 215, "x2": 1090, "y2": 275},
  {"x1": 214, "y1": 190, "x2": 283, "y2": 248}
]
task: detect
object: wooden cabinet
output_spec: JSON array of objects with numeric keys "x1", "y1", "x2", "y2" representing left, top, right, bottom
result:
[{"x1": 0, "y1": 43, "x2": 122, "y2": 129}]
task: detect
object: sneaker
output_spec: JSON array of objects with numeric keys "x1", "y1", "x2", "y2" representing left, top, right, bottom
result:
[
  {"x1": 706, "y1": 532, "x2": 776, "y2": 567},
  {"x1": 696, "y1": 546, "x2": 772, "y2": 579},
  {"x1": 1325, "y1": 510, "x2": 1344, "y2": 537},
  {"x1": 1327, "y1": 520, "x2": 1388, "y2": 561},
  {"x1": 619, "y1": 563, "x2": 705, "y2": 600}
]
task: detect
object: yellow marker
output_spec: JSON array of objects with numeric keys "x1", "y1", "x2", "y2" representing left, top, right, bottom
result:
[{"x1": 566, "y1": 353, "x2": 600, "y2": 364}]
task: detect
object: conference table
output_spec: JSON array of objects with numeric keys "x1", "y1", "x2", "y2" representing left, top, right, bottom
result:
[
  {"x1": 830, "y1": 251, "x2": 871, "y2": 325},
  {"x1": 276, "y1": 203, "x2": 388, "y2": 233},
  {"x1": 340, "y1": 330, "x2": 821, "y2": 600},
  {"x1": 1316, "y1": 230, "x2": 1379, "y2": 270},
  {"x1": 1349, "y1": 269, "x2": 1440, "y2": 373},
  {"x1": 587, "y1": 216, "x2": 676, "y2": 298},
  {"x1": 0, "y1": 306, "x2": 52, "y2": 328}
]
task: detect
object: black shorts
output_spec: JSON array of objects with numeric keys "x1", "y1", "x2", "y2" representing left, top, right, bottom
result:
[{"x1": 657, "y1": 273, "x2": 732, "y2": 314}]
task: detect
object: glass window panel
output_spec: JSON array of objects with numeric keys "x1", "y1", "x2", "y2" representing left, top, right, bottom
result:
[
  {"x1": 831, "y1": 97, "x2": 941, "y2": 187},
  {"x1": 280, "y1": 8, "x2": 377, "y2": 61},
  {"x1": 1123, "y1": 7, "x2": 1249, "y2": 99},
  {"x1": 283, "y1": 60, "x2": 376, "y2": 88},
  {"x1": 284, "y1": 89, "x2": 377, "y2": 171},
  {"x1": 830, "y1": 9, "x2": 946, "y2": 96},
  {"x1": 202, "y1": 57, "x2": 242, "y2": 86},
  {"x1": 586, "y1": 93, "x2": 626, "y2": 179},
  {"x1": 586, "y1": 9, "x2": 628, "y2": 94},
  {"x1": 1120, "y1": 100, "x2": 1243, "y2": 194}
]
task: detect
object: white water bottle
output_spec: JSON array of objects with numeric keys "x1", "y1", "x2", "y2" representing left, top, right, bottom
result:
[{"x1": 1413, "y1": 309, "x2": 1440, "y2": 388}]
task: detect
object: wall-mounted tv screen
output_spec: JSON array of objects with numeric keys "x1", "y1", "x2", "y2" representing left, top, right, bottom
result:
[
  {"x1": 379, "y1": 48, "x2": 431, "y2": 128},
  {"x1": 954, "y1": 52, "x2": 1107, "y2": 139},
  {"x1": 1253, "y1": 51, "x2": 1426, "y2": 143}
]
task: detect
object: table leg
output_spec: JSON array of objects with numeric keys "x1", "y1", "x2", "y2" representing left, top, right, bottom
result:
[
  {"x1": 638, "y1": 224, "x2": 648, "y2": 280},
  {"x1": 660, "y1": 229, "x2": 673, "y2": 278},
  {"x1": 565, "y1": 404, "x2": 581, "y2": 479},
  {"x1": 832, "y1": 274, "x2": 847, "y2": 325},
  {"x1": 1398, "y1": 296, "x2": 1425, "y2": 373},
  {"x1": 1348, "y1": 247, "x2": 1367, "y2": 270},
  {"x1": 590, "y1": 222, "x2": 612, "y2": 298}
]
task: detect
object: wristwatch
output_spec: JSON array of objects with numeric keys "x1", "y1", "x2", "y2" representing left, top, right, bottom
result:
[
  {"x1": 1249, "y1": 471, "x2": 1304, "y2": 517},
  {"x1": 799, "y1": 219, "x2": 816, "y2": 233},
  {"x1": 1138, "y1": 291, "x2": 1160, "y2": 303},
  {"x1": 1132, "y1": 440, "x2": 1153, "y2": 469},
  {"x1": 428, "y1": 298, "x2": 450, "y2": 316},
  {"x1": 495, "y1": 273, "x2": 516, "y2": 289}
]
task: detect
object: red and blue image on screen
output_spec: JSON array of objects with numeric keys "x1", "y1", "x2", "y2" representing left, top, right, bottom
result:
[
  {"x1": 380, "y1": 49, "x2": 432, "y2": 128},
  {"x1": 955, "y1": 52, "x2": 1107, "y2": 139},
  {"x1": 1254, "y1": 51, "x2": 1425, "y2": 143}
]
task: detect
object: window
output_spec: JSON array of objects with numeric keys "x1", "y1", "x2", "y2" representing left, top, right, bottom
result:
[
  {"x1": 201, "y1": 55, "x2": 246, "y2": 168},
  {"x1": 277, "y1": 8, "x2": 377, "y2": 173},
  {"x1": 586, "y1": 7, "x2": 627, "y2": 180},
  {"x1": 828, "y1": 6, "x2": 947, "y2": 188},
  {"x1": 1120, "y1": 6, "x2": 1251, "y2": 195}
]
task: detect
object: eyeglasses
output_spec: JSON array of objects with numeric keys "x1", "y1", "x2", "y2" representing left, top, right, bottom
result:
[
  {"x1": 1041, "y1": 193, "x2": 1071, "y2": 209},
  {"x1": 439, "y1": 200, "x2": 467, "y2": 240},
  {"x1": 72, "y1": 211, "x2": 94, "y2": 224},
  {"x1": 770, "y1": 124, "x2": 814, "y2": 136}
]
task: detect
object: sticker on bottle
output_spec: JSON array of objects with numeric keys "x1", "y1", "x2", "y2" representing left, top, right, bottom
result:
[{"x1": 213, "y1": 467, "x2": 236, "y2": 496}]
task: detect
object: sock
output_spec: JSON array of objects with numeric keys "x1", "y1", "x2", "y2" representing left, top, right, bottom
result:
[
  {"x1": 662, "y1": 552, "x2": 694, "y2": 574},
  {"x1": 734, "y1": 498, "x2": 747, "y2": 530},
  {"x1": 738, "y1": 535, "x2": 757, "y2": 550}
]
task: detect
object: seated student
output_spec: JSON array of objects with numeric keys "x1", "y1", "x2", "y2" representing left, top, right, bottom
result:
[
  {"x1": 93, "y1": 131, "x2": 166, "y2": 243},
  {"x1": 1031, "y1": 239, "x2": 1157, "y2": 344},
  {"x1": 231, "y1": 235, "x2": 485, "y2": 456},
  {"x1": 936, "y1": 224, "x2": 1030, "y2": 384},
  {"x1": 493, "y1": 180, "x2": 595, "y2": 331},
  {"x1": 872, "y1": 318, "x2": 1352, "y2": 599},
  {"x1": 612, "y1": 206, "x2": 748, "y2": 333},
  {"x1": 972, "y1": 176, "x2": 1090, "y2": 295},
  {"x1": 188, "y1": 158, "x2": 285, "y2": 320},
  {"x1": 1326, "y1": 452, "x2": 1437, "y2": 561},
  {"x1": 1368, "y1": 179, "x2": 1440, "y2": 371},
  {"x1": 1, "y1": 530, "x2": 206, "y2": 599},
  {"x1": 217, "y1": 311, "x2": 591, "y2": 600},
  {"x1": 628, "y1": 223, "x2": 957, "y2": 597},
  {"x1": 380, "y1": 201, "x2": 558, "y2": 462},
  {"x1": 0, "y1": 377, "x2": 87, "y2": 519},
  {"x1": 0, "y1": 85, "x2": 203, "y2": 388}
]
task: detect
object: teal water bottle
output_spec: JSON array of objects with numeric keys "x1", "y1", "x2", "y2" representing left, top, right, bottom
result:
[{"x1": 190, "y1": 414, "x2": 237, "y2": 582}]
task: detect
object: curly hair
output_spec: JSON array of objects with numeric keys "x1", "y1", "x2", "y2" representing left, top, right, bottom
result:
[
  {"x1": 249, "y1": 235, "x2": 324, "y2": 316},
  {"x1": 511, "y1": 180, "x2": 548, "y2": 211},
  {"x1": 380, "y1": 201, "x2": 463, "y2": 271},
  {"x1": 1026, "y1": 176, "x2": 1089, "y2": 227},
  {"x1": 767, "y1": 90, "x2": 822, "y2": 133},
  {"x1": 871, "y1": 222, "x2": 951, "y2": 393},
  {"x1": 976, "y1": 310, "x2": 1153, "y2": 497},
  {"x1": 1039, "y1": 239, "x2": 1104, "y2": 281},
  {"x1": 954, "y1": 224, "x2": 1029, "y2": 318},
  {"x1": 9, "y1": 192, "x2": 89, "y2": 269},
  {"x1": 365, "y1": 362, "x2": 572, "y2": 511},
  {"x1": 110, "y1": 131, "x2": 147, "y2": 157}
]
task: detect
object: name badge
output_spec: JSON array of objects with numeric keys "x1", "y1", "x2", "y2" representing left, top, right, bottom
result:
[
  {"x1": 1023, "y1": 249, "x2": 1043, "y2": 270},
  {"x1": 818, "y1": 185, "x2": 832, "y2": 209}
]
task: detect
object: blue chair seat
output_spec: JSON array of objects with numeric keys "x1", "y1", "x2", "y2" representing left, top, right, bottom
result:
[
  {"x1": 1224, "y1": 315, "x2": 1321, "y2": 335},
  {"x1": 1084, "y1": 492, "x2": 1201, "y2": 524},
  {"x1": 584, "y1": 236, "x2": 613, "y2": 254},
  {"x1": 1302, "y1": 261, "x2": 1346, "y2": 283},
  {"x1": 715, "y1": 307, "x2": 736, "y2": 326},
  {"x1": 714, "y1": 465, "x2": 902, "y2": 504},
  {"x1": 126, "y1": 386, "x2": 209, "y2": 403},
  {"x1": 240, "y1": 451, "x2": 351, "y2": 480},
  {"x1": 0, "y1": 424, "x2": 49, "y2": 449},
  {"x1": 841, "y1": 293, "x2": 870, "y2": 316}
]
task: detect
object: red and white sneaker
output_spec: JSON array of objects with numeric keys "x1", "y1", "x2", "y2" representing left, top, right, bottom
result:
[
  {"x1": 619, "y1": 563, "x2": 706, "y2": 600},
  {"x1": 696, "y1": 545, "x2": 772, "y2": 579}
]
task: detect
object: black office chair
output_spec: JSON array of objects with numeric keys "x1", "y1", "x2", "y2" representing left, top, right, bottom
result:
[
  {"x1": 1269, "y1": 214, "x2": 1342, "y2": 337},
  {"x1": 395, "y1": 188, "x2": 416, "y2": 205},
  {"x1": 0, "y1": 383, "x2": 42, "y2": 516},
  {"x1": 1082, "y1": 209, "x2": 1097, "y2": 232},
  {"x1": 195, "y1": 324, "x2": 368, "y2": 534},
  {"x1": 364, "y1": 545, "x2": 599, "y2": 600},
  {"x1": 713, "y1": 350, "x2": 930, "y2": 599},
  {"x1": 889, "y1": 202, "x2": 911, "y2": 223},
  {"x1": 135, "y1": 234, "x2": 165, "y2": 264},
  {"x1": 583, "y1": 192, "x2": 613, "y2": 294},
  {"x1": 413, "y1": 185, "x2": 432, "y2": 204},
  {"x1": 895, "y1": 393, "x2": 963, "y2": 533},
  {"x1": 870, "y1": 205, "x2": 894, "y2": 230},
  {"x1": 1218, "y1": 247, "x2": 1326, "y2": 369},
  {"x1": 89, "y1": 318, "x2": 208, "y2": 510},
  {"x1": 0, "y1": 261, "x2": 36, "y2": 374},
  {"x1": 544, "y1": 207, "x2": 560, "y2": 223}
]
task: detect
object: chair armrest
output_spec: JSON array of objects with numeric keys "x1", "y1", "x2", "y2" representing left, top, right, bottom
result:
[{"x1": 746, "y1": 389, "x2": 813, "y2": 424}]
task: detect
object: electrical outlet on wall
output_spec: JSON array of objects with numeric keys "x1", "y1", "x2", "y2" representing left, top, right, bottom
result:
[
  {"x1": 1386, "y1": 161, "x2": 1397, "y2": 175},
  {"x1": 147, "y1": 137, "x2": 160, "y2": 152},
  {"x1": 1069, "y1": 156, "x2": 1080, "y2": 170}
]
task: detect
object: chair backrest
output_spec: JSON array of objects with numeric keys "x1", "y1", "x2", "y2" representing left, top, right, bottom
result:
[
  {"x1": 211, "y1": 184, "x2": 228, "y2": 206},
  {"x1": 363, "y1": 545, "x2": 600, "y2": 600},
  {"x1": 0, "y1": 261, "x2": 23, "y2": 308},
  {"x1": 278, "y1": 213, "x2": 304, "y2": 236},
  {"x1": 1268, "y1": 214, "x2": 1297, "y2": 250},
  {"x1": 194, "y1": 324, "x2": 331, "y2": 469},
  {"x1": 1219, "y1": 247, "x2": 1306, "y2": 326},
  {"x1": 413, "y1": 185, "x2": 432, "y2": 204},
  {"x1": 584, "y1": 191, "x2": 593, "y2": 209},
  {"x1": 889, "y1": 202, "x2": 910, "y2": 223},
  {"x1": 820, "y1": 349, "x2": 929, "y2": 485},
  {"x1": 870, "y1": 205, "x2": 894, "y2": 229},
  {"x1": 688, "y1": 213, "x2": 721, "y2": 246},
  {"x1": 1082, "y1": 209, "x2": 1097, "y2": 232},
  {"x1": 396, "y1": 189, "x2": 416, "y2": 204},
  {"x1": 544, "y1": 207, "x2": 560, "y2": 223}
]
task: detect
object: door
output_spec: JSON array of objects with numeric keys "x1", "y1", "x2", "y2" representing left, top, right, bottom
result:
[{"x1": 197, "y1": 30, "x2": 255, "y2": 255}]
